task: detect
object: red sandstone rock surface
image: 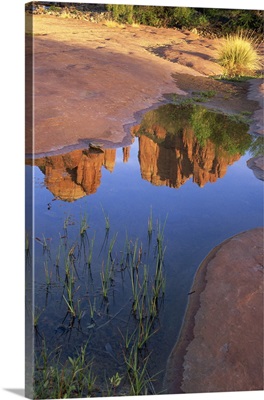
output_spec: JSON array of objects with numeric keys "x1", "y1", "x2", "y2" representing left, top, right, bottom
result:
[
  {"x1": 165, "y1": 227, "x2": 264, "y2": 393},
  {"x1": 25, "y1": 15, "x2": 263, "y2": 157},
  {"x1": 26, "y1": 15, "x2": 263, "y2": 160}
]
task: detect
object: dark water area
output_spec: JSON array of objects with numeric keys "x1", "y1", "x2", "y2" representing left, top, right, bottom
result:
[{"x1": 26, "y1": 104, "x2": 263, "y2": 396}]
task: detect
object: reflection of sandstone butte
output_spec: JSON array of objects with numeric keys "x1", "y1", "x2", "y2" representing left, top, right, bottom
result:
[
  {"x1": 103, "y1": 149, "x2": 116, "y2": 173},
  {"x1": 30, "y1": 148, "x2": 116, "y2": 202},
  {"x1": 123, "y1": 146, "x2": 131, "y2": 163},
  {"x1": 136, "y1": 126, "x2": 240, "y2": 188}
]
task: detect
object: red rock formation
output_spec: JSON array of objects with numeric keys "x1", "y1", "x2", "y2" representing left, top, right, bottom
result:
[
  {"x1": 104, "y1": 149, "x2": 116, "y2": 172},
  {"x1": 137, "y1": 126, "x2": 240, "y2": 189},
  {"x1": 165, "y1": 227, "x2": 264, "y2": 393},
  {"x1": 28, "y1": 148, "x2": 116, "y2": 201},
  {"x1": 122, "y1": 146, "x2": 131, "y2": 163}
]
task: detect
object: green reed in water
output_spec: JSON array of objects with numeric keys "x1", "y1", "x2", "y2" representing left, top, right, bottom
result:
[
  {"x1": 32, "y1": 210, "x2": 167, "y2": 397},
  {"x1": 123, "y1": 342, "x2": 157, "y2": 395},
  {"x1": 34, "y1": 340, "x2": 96, "y2": 399},
  {"x1": 101, "y1": 205, "x2": 110, "y2": 231},
  {"x1": 87, "y1": 232, "x2": 95, "y2": 267},
  {"x1": 148, "y1": 206, "x2": 153, "y2": 237},
  {"x1": 44, "y1": 260, "x2": 51, "y2": 286},
  {"x1": 80, "y1": 213, "x2": 89, "y2": 237}
]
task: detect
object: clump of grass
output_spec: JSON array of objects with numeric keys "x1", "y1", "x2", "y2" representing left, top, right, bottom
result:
[
  {"x1": 123, "y1": 344, "x2": 156, "y2": 395},
  {"x1": 217, "y1": 32, "x2": 262, "y2": 77},
  {"x1": 103, "y1": 20, "x2": 125, "y2": 28},
  {"x1": 60, "y1": 10, "x2": 71, "y2": 19},
  {"x1": 34, "y1": 340, "x2": 96, "y2": 399},
  {"x1": 109, "y1": 372, "x2": 122, "y2": 396},
  {"x1": 192, "y1": 90, "x2": 217, "y2": 102}
]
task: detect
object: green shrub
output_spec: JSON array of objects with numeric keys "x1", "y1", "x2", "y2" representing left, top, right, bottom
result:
[
  {"x1": 170, "y1": 7, "x2": 196, "y2": 29},
  {"x1": 133, "y1": 6, "x2": 163, "y2": 27},
  {"x1": 106, "y1": 4, "x2": 134, "y2": 24},
  {"x1": 49, "y1": 5, "x2": 61, "y2": 13},
  {"x1": 217, "y1": 32, "x2": 262, "y2": 77}
]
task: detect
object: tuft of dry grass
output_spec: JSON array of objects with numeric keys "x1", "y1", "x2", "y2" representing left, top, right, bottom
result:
[
  {"x1": 217, "y1": 32, "x2": 262, "y2": 77},
  {"x1": 103, "y1": 20, "x2": 126, "y2": 28},
  {"x1": 60, "y1": 11, "x2": 71, "y2": 19},
  {"x1": 131, "y1": 22, "x2": 140, "y2": 28}
]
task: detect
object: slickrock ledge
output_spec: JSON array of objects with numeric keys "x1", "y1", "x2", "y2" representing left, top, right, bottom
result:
[
  {"x1": 248, "y1": 78, "x2": 264, "y2": 136},
  {"x1": 247, "y1": 156, "x2": 264, "y2": 181},
  {"x1": 165, "y1": 227, "x2": 263, "y2": 394}
]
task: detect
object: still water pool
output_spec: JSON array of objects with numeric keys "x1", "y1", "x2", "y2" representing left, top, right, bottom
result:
[{"x1": 26, "y1": 104, "x2": 263, "y2": 396}]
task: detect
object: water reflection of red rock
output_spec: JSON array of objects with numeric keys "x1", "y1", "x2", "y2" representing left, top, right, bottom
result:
[
  {"x1": 27, "y1": 147, "x2": 129, "y2": 202},
  {"x1": 134, "y1": 126, "x2": 241, "y2": 188}
]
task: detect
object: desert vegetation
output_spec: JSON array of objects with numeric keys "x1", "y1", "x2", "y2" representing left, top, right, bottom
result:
[
  {"x1": 106, "y1": 4, "x2": 263, "y2": 37},
  {"x1": 217, "y1": 32, "x2": 262, "y2": 77},
  {"x1": 27, "y1": 3, "x2": 263, "y2": 79},
  {"x1": 27, "y1": 3, "x2": 263, "y2": 38},
  {"x1": 135, "y1": 103, "x2": 252, "y2": 155},
  {"x1": 29, "y1": 209, "x2": 167, "y2": 398}
]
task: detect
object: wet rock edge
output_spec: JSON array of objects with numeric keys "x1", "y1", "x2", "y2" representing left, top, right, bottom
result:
[{"x1": 164, "y1": 227, "x2": 264, "y2": 394}]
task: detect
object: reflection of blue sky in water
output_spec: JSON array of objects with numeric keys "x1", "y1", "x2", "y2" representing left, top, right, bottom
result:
[{"x1": 26, "y1": 106, "x2": 263, "y2": 392}]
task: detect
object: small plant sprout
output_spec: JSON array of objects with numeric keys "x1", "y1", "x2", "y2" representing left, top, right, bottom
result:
[
  {"x1": 87, "y1": 233, "x2": 95, "y2": 267},
  {"x1": 42, "y1": 234, "x2": 48, "y2": 250},
  {"x1": 34, "y1": 307, "x2": 44, "y2": 328},
  {"x1": 63, "y1": 215, "x2": 70, "y2": 235},
  {"x1": 80, "y1": 213, "x2": 89, "y2": 236},
  {"x1": 77, "y1": 299, "x2": 84, "y2": 322},
  {"x1": 44, "y1": 261, "x2": 51, "y2": 286},
  {"x1": 109, "y1": 372, "x2": 122, "y2": 394},
  {"x1": 55, "y1": 243, "x2": 61, "y2": 268},
  {"x1": 63, "y1": 295, "x2": 76, "y2": 318},
  {"x1": 100, "y1": 263, "x2": 110, "y2": 301},
  {"x1": 101, "y1": 205, "x2": 110, "y2": 231},
  {"x1": 148, "y1": 206, "x2": 153, "y2": 236},
  {"x1": 88, "y1": 297, "x2": 96, "y2": 322},
  {"x1": 68, "y1": 243, "x2": 76, "y2": 260}
]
